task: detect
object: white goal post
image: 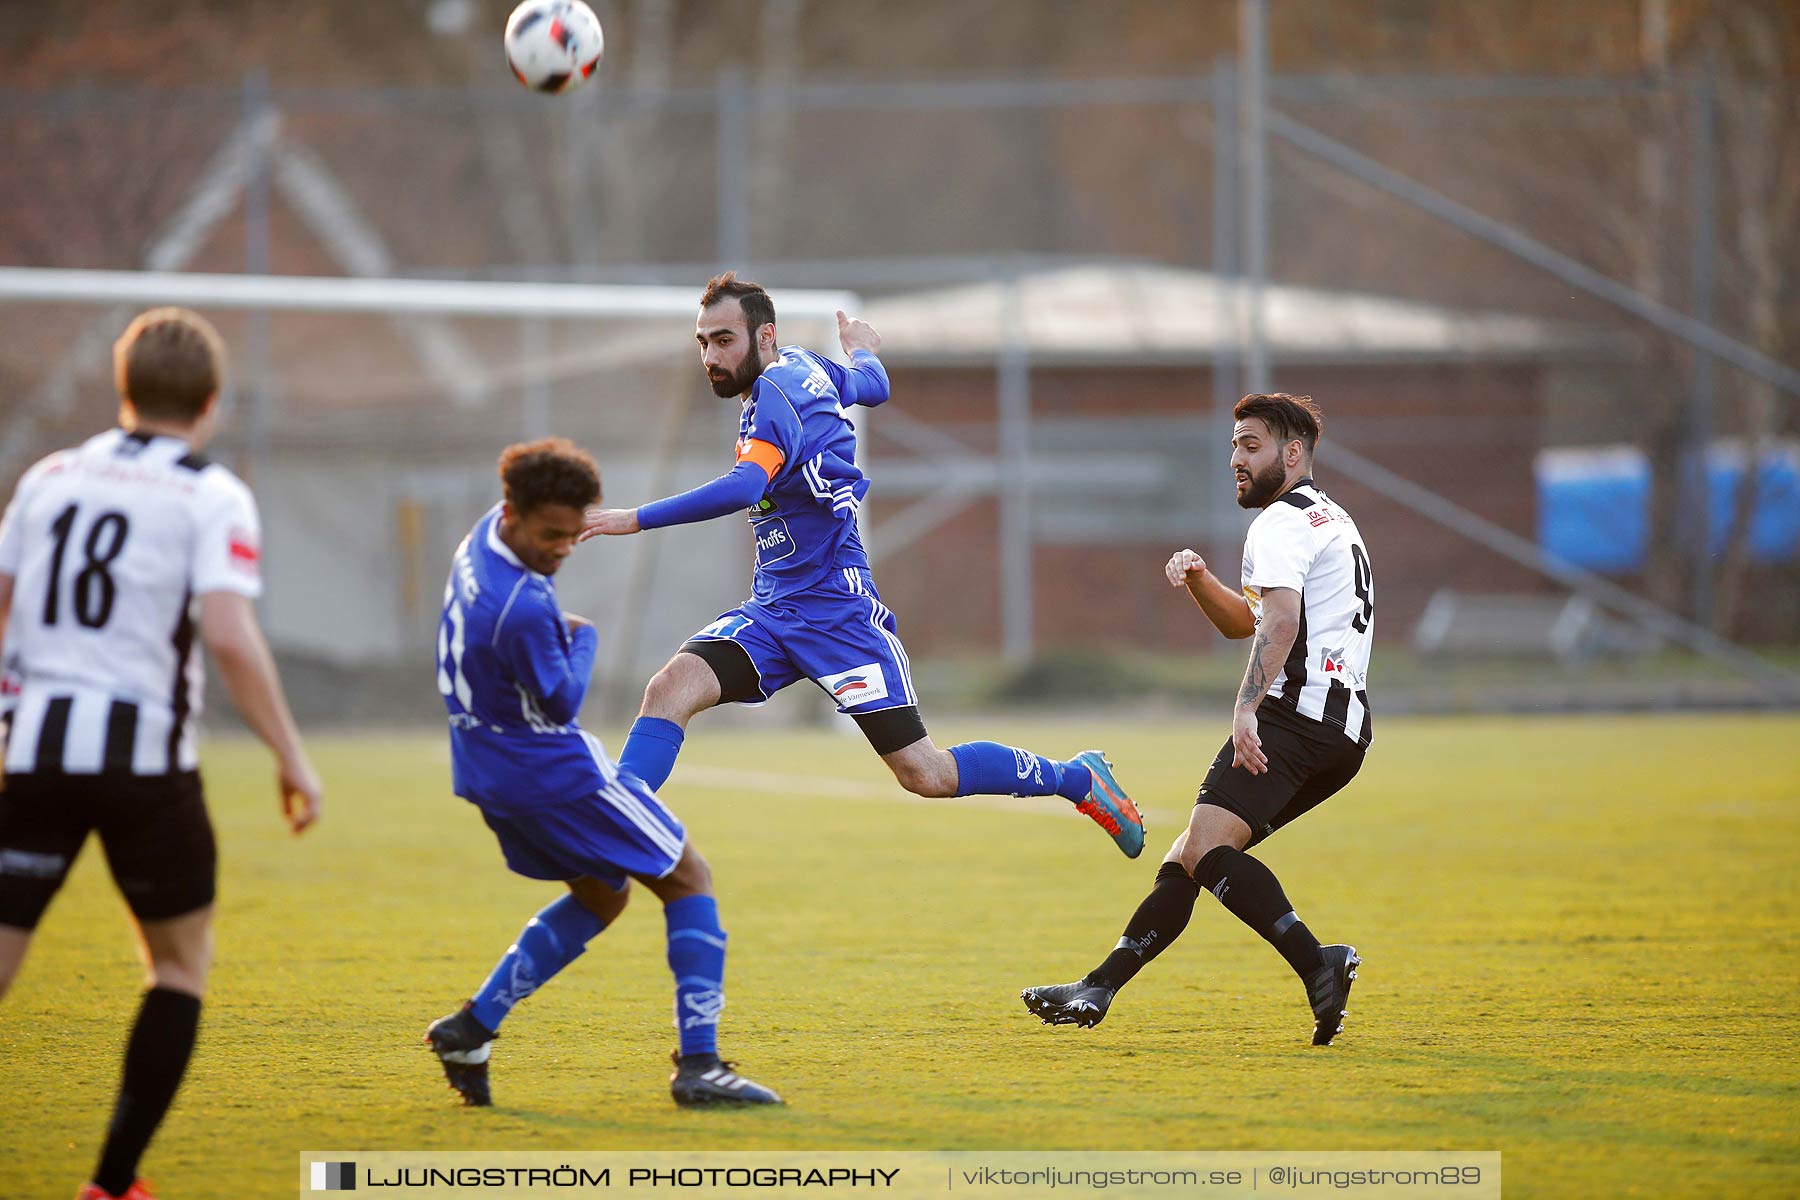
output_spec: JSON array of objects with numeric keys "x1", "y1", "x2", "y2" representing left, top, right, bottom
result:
[{"x1": 0, "y1": 266, "x2": 859, "y2": 322}]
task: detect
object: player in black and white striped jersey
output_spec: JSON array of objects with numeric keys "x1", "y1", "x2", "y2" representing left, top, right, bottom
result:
[
  {"x1": 1023, "y1": 393, "x2": 1372, "y2": 1048},
  {"x1": 0, "y1": 308, "x2": 321, "y2": 1200}
]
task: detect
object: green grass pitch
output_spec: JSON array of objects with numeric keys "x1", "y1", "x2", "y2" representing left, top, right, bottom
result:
[{"x1": 2, "y1": 713, "x2": 1796, "y2": 1197}]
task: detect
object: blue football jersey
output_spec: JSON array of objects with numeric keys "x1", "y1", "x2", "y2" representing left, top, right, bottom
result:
[
  {"x1": 740, "y1": 346, "x2": 874, "y2": 601},
  {"x1": 437, "y1": 505, "x2": 612, "y2": 814}
]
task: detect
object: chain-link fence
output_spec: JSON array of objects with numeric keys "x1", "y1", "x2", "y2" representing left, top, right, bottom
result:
[{"x1": 3, "y1": 49, "x2": 1796, "y2": 720}]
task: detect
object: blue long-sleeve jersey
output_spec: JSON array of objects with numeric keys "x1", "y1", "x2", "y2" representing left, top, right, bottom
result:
[
  {"x1": 639, "y1": 346, "x2": 889, "y2": 602},
  {"x1": 437, "y1": 504, "x2": 614, "y2": 814}
]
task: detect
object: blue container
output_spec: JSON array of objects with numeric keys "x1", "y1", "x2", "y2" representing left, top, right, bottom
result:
[{"x1": 1536, "y1": 444, "x2": 1799, "y2": 574}]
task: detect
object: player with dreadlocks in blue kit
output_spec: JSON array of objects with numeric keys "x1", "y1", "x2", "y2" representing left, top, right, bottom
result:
[{"x1": 579, "y1": 272, "x2": 1144, "y2": 857}]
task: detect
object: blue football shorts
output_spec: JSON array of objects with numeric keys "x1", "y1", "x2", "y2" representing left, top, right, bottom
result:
[
  {"x1": 686, "y1": 566, "x2": 919, "y2": 714},
  {"x1": 479, "y1": 765, "x2": 685, "y2": 890}
]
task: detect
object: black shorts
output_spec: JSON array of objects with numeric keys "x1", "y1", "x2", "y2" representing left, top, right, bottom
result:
[
  {"x1": 1196, "y1": 700, "x2": 1365, "y2": 847},
  {"x1": 0, "y1": 770, "x2": 216, "y2": 929}
]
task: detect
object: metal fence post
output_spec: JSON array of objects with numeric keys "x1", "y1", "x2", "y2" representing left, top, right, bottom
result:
[
  {"x1": 1238, "y1": 0, "x2": 1270, "y2": 395},
  {"x1": 1211, "y1": 58, "x2": 1244, "y2": 550},
  {"x1": 242, "y1": 69, "x2": 274, "y2": 491},
  {"x1": 1685, "y1": 63, "x2": 1720, "y2": 625},
  {"x1": 521, "y1": 317, "x2": 550, "y2": 440},
  {"x1": 999, "y1": 270, "x2": 1034, "y2": 665},
  {"x1": 716, "y1": 66, "x2": 749, "y2": 266}
]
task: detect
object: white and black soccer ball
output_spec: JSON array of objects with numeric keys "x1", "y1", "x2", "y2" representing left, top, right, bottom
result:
[{"x1": 504, "y1": 0, "x2": 604, "y2": 95}]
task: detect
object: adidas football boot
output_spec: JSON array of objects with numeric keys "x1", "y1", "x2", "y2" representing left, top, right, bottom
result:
[
  {"x1": 1304, "y1": 944, "x2": 1360, "y2": 1046},
  {"x1": 669, "y1": 1051, "x2": 784, "y2": 1107}
]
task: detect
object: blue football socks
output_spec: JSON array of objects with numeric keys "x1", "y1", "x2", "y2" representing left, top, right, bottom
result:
[
  {"x1": 619, "y1": 716, "x2": 685, "y2": 792},
  {"x1": 663, "y1": 894, "x2": 728, "y2": 1059},
  {"x1": 469, "y1": 893, "x2": 609, "y2": 1033},
  {"x1": 948, "y1": 741, "x2": 1092, "y2": 801},
  {"x1": 1057, "y1": 759, "x2": 1093, "y2": 801}
]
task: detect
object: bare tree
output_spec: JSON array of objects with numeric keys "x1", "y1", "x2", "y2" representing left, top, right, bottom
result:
[{"x1": 1706, "y1": 2, "x2": 1800, "y2": 635}]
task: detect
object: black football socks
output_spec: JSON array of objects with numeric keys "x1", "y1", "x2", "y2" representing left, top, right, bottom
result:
[
  {"x1": 93, "y1": 986, "x2": 202, "y2": 1197},
  {"x1": 1083, "y1": 848, "x2": 1329, "y2": 994},
  {"x1": 1194, "y1": 845, "x2": 1325, "y2": 979},
  {"x1": 1086, "y1": 861, "x2": 1201, "y2": 990}
]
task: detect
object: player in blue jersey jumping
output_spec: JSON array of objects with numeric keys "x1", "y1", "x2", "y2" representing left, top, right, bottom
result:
[
  {"x1": 426, "y1": 438, "x2": 779, "y2": 1109},
  {"x1": 579, "y1": 272, "x2": 1144, "y2": 856}
]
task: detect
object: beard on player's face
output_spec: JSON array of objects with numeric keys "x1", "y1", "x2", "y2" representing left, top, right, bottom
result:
[
  {"x1": 1235, "y1": 453, "x2": 1291, "y2": 509},
  {"x1": 708, "y1": 351, "x2": 761, "y2": 398},
  {"x1": 704, "y1": 323, "x2": 770, "y2": 398}
]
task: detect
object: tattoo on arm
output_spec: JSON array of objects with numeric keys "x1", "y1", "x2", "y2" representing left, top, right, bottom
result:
[{"x1": 1237, "y1": 629, "x2": 1273, "y2": 709}]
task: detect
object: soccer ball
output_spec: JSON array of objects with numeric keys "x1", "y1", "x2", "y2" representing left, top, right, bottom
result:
[{"x1": 504, "y1": 0, "x2": 604, "y2": 95}]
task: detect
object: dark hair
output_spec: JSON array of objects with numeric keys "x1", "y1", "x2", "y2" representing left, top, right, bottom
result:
[
  {"x1": 499, "y1": 437, "x2": 601, "y2": 514},
  {"x1": 1234, "y1": 392, "x2": 1323, "y2": 456},
  {"x1": 113, "y1": 307, "x2": 226, "y2": 421},
  {"x1": 699, "y1": 270, "x2": 776, "y2": 336}
]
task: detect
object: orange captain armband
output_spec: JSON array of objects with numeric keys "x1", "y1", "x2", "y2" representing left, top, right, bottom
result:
[{"x1": 735, "y1": 437, "x2": 786, "y2": 479}]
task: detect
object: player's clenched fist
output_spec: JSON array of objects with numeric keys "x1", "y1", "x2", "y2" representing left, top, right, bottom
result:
[
  {"x1": 579, "y1": 506, "x2": 641, "y2": 542},
  {"x1": 1165, "y1": 548, "x2": 1207, "y2": 588}
]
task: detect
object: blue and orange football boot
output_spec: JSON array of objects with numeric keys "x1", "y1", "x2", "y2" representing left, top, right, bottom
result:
[{"x1": 1070, "y1": 750, "x2": 1144, "y2": 858}]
